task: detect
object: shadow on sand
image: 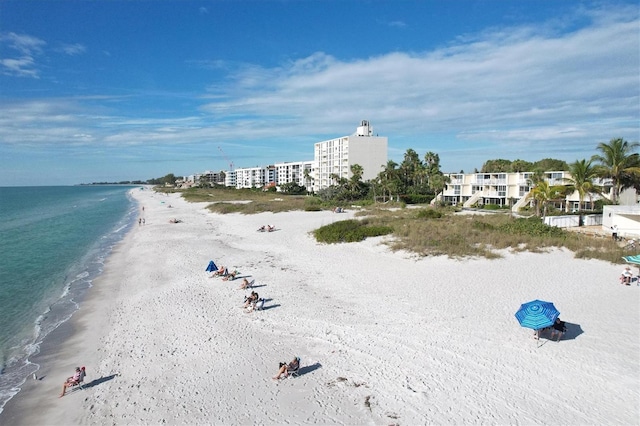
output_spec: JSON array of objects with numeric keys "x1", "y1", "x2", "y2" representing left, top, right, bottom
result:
[
  {"x1": 297, "y1": 362, "x2": 322, "y2": 377},
  {"x1": 261, "y1": 304, "x2": 281, "y2": 311},
  {"x1": 560, "y1": 322, "x2": 584, "y2": 341},
  {"x1": 73, "y1": 373, "x2": 119, "y2": 392},
  {"x1": 537, "y1": 321, "x2": 584, "y2": 347}
]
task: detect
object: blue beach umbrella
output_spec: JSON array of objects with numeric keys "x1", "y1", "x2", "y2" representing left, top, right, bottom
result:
[
  {"x1": 205, "y1": 260, "x2": 218, "y2": 272},
  {"x1": 515, "y1": 299, "x2": 560, "y2": 330}
]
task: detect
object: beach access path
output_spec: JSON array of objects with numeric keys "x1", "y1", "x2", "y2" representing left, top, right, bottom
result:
[{"x1": 2, "y1": 188, "x2": 638, "y2": 425}]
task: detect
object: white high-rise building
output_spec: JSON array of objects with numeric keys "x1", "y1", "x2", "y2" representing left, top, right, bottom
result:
[
  {"x1": 312, "y1": 120, "x2": 388, "y2": 192},
  {"x1": 275, "y1": 160, "x2": 314, "y2": 191}
]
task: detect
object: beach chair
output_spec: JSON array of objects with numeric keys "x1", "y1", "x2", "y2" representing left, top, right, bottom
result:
[
  {"x1": 70, "y1": 367, "x2": 87, "y2": 392},
  {"x1": 285, "y1": 357, "x2": 301, "y2": 378},
  {"x1": 254, "y1": 298, "x2": 265, "y2": 311}
]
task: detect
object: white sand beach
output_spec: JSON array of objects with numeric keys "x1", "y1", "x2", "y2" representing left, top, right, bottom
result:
[{"x1": 2, "y1": 188, "x2": 639, "y2": 425}]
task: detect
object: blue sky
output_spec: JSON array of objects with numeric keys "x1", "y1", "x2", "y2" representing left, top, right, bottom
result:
[{"x1": 1, "y1": 0, "x2": 638, "y2": 186}]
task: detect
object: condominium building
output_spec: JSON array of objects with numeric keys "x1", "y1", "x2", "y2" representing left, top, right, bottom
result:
[
  {"x1": 312, "y1": 120, "x2": 388, "y2": 192},
  {"x1": 199, "y1": 120, "x2": 387, "y2": 192},
  {"x1": 224, "y1": 170, "x2": 237, "y2": 188},
  {"x1": 274, "y1": 160, "x2": 314, "y2": 191},
  {"x1": 234, "y1": 166, "x2": 269, "y2": 189},
  {"x1": 440, "y1": 171, "x2": 612, "y2": 211}
]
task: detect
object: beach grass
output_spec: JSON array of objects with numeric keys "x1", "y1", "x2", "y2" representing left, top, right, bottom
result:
[{"x1": 162, "y1": 187, "x2": 627, "y2": 262}]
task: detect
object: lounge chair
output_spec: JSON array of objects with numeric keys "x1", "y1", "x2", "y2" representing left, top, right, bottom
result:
[
  {"x1": 285, "y1": 357, "x2": 301, "y2": 378},
  {"x1": 69, "y1": 367, "x2": 87, "y2": 393}
]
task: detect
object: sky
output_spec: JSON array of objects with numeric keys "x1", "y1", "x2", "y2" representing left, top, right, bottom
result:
[{"x1": 0, "y1": 0, "x2": 638, "y2": 186}]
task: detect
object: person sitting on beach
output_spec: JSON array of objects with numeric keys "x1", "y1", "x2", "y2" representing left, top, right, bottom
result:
[
  {"x1": 257, "y1": 225, "x2": 266, "y2": 232},
  {"x1": 238, "y1": 278, "x2": 253, "y2": 289},
  {"x1": 273, "y1": 356, "x2": 300, "y2": 380},
  {"x1": 245, "y1": 297, "x2": 265, "y2": 312},
  {"x1": 210, "y1": 265, "x2": 227, "y2": 277},
  {"x1": 243, "y1": 291, "x2": 259, "y2": 308},
  {"x1": 60, "y1": 366, "x2": 85, "y2": 397},
  {"x1": 267, "y1": 225, "x2": 275, "y2": 232},
  {"x1": 222, "y1": 270, "x2": 238, "y2": 281},
  {"x1": 550, "y1": 318, "x2": 567, "y2": 341},
  {"x1": 620, "y1": 266, "x2": 633, "y2": 285}
]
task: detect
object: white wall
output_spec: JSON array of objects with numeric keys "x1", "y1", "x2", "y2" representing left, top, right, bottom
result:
[{"x1": 603, "y1": 205, "x2": 640, "y2": 237}]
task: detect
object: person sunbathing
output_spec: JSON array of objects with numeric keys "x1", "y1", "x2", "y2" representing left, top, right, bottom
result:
[
  {"x1": 273, "y1": 356, "x2": 300, "y2": 380},
  {"x1": 210, "y1": 266, "x2": 227, "y2": 277},
  {"x1": 243, "y1": 291, "x2": 259, "y2": 308},
  {"x1": 60, "y1": 366, "x2": 84, "y2": 397},
  {"x1": 257, "y1": 225, "x2": 266, "y2": 232},
  {"x1": 267, "y1": 225, "x2": 275, "y2": 232},
  {"x1": 222, "y1": 270, "x2": 238, "y2": 281},
  {"x1": 238, "y1": 278, "x2": 253, "y2": 289}
]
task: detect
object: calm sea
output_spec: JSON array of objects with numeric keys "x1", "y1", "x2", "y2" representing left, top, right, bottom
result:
[{"x1": 0, "y1": 185, "x2": 139, "y2": 413}]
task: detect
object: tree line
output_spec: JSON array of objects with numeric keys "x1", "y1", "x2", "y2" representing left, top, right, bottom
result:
[{"x1": 526, "y1": 138, "x2": 640, "y2": 216}]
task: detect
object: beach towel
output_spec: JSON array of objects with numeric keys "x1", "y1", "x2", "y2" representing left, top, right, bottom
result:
[{"x1": 205, "y1": 260, "x2": 218, "y2": 272}]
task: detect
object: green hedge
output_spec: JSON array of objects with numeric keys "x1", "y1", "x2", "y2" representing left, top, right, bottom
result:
[{"x1": 313, "y1": 219, "x2": 393, "y2": 243}]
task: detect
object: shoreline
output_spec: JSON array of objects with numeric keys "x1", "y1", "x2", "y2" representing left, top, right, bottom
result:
[
  {"x1": 2, "y1": 189, "x2": 638, "y2": 425},
  {"x1": 0, "y1": 190, "x2": 140, "y2": 424}
]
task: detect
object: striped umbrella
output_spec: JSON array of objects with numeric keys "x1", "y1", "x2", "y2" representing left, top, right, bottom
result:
[{"x1": 515, "y1": 299, "x2": 560, "y2": 330}]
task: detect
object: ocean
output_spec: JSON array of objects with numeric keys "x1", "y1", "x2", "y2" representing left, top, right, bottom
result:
[{"x1": 0, "y1": 185, "x2": 139, "y2": 413}]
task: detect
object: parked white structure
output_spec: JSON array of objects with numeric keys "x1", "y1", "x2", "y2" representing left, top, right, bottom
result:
[
  {"x1": 602, "y1": 204, "x2": 640, "y2": 238},
  {"x1": 312, "y1": 120, "x2": 388, "y2": 192}
]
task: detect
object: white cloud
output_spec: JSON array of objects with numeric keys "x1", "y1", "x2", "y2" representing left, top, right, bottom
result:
[
  {"x1": 0, "y1": 32, "x2": 45, "y2": 77},
  {"x1": 0, "y1": 7, "x2": 637, "y2": 175},
  {"x1": 388, "y1": 20, "x2": 407, "y2": 28},
  {"x1": 1, "y1": 32, "x2": 46, "y2": 55},
  {"x1": 0, "y1": 56, "x2": 39, "y2": 78},
  {"x1": 58, "y1": 43, "x2": 86, "y2": 56}
]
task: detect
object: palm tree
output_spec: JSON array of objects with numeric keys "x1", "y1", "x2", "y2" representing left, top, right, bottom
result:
[
  {"x1": 348, "y1": 164, "x2": 364, "y2": 199},
  {"x1": 527, "y1": 180, "x2": 567, "y2": 218},
  {"x1": 525, "y1": 169, "x2": 546, "y2": 215},
  {"x1": 592, "y1": 138, "x2": 640, "y2": 203},
  {"x1": 564, "y1": 159, "x2": 601, "y2": 211},
  {"x1": 303, "y1": 168, "x2": 313, "y2": 192},
  {"x1": 400, "y1": 149, "x2": 423, "y2": 192},
  {"x1": 379, "y1": 160, "x2": 399, "y2": 202}
]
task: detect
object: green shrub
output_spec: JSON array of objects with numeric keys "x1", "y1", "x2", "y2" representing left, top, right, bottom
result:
[
  {"x1": 483, "y1": 204, "x2": 501, "y2": 210},
  {"x1": 472, "y1": 220, "x2": 495, "y2": 231},
  {"x1": 313, "y1": 219, "x2": 393, "y2": 243},
  {"x1": 498, "y1": 217, "x2": 566, "y2": 237},
  {"x1": 400, "y1": 194, "x2": 433, "y2": 204},
  {"x1": 416, "y1": 208, "x2": 443, "y2": 219}
]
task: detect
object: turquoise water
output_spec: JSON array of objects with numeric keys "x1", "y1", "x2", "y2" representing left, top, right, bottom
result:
[{"x1": 0, "y1": 185, "x2": 138, "y2": 413}]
